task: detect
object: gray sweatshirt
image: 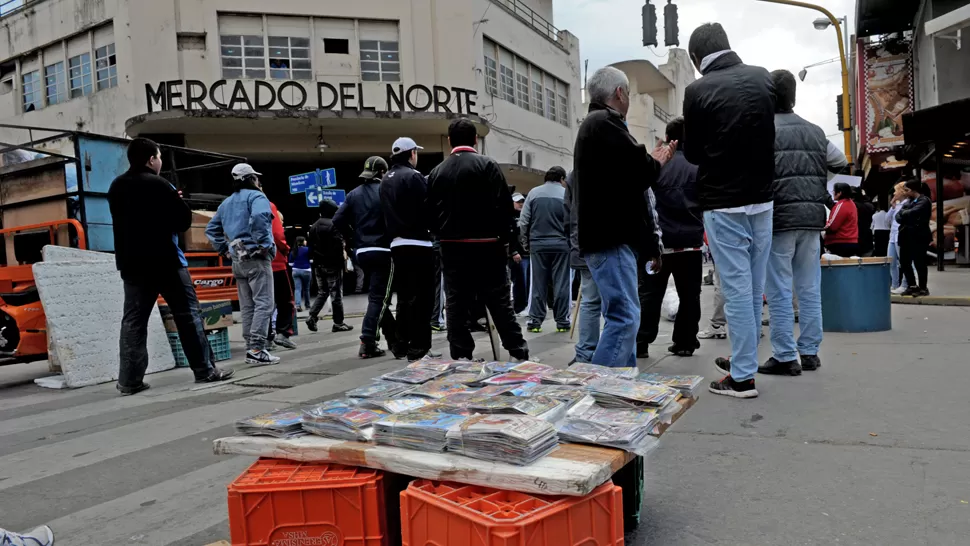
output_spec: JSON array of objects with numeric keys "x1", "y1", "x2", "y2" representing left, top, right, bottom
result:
[{"x1": 519, "y1": 181, "x2": 568, "y2": 252}]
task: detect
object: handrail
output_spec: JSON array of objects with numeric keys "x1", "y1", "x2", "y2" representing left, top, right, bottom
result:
[
  {"x1": 489, "y1": 0, "x2": 566, "y2": 48},
  {"x1": 0, "y1": 219, "x2": 86, "y2": 251},
  {"x1": 654, "y1": 103, "x2": 671, "y2": 123}
]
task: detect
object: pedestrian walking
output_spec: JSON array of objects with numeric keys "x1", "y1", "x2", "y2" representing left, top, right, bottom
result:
[
  {"x1": 206, "y1": 163, "x2": 280, "y2": 366},
  {"x1": 573, "y1": 66, "x2": 672, "y2": 367},
  {"x1": 519, "y1": 166, "x2": 571, "y2": 333},
  {"x1": 306, "y1": 200, "x2": 354, "y2": 334},
  {"x1": 109, "y1": 138, "x2": 233, "y2": 395},
  {"x1": 510, "y1": 192, "x2": 530, "y2": 315},
  {"x1": 333, "y1": 156, "x2": 398, "y2": 358},
  {"x1": 824, "y1": 182, "x2": 859, "y2": 257},
  {"x1": 889, "y1": 182, "x2": 912, "y2": 293},
  {"x1": 427, "y1": 118, "x2": 530, "y2": 361},
  {"x1": 267, "y1": 203, "x2": 297, "y2": 350},
  {"x1": 896, "y1": 179, "x2": 932, "y2": 297},
  {"x1": 637, "y1": 117, "x2": 704, "y2": 359},
  {"x1": 564, "y1": 172, "x2": 600, "y2": 364},
  {"x1": 289, "y1": 237, "x2": 312, "y2": 311},
  {"x1": 684, "y1": 23, "x2": 775, "y2": 398}
]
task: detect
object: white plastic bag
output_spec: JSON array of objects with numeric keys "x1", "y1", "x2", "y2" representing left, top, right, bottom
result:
[{"x1": 661, "y1": 290, "x2": 679, "y2": 322}]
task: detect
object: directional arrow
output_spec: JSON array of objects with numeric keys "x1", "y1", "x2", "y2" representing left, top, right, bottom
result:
[{"x1": 305, "y1": 189, "x2": 320, "y2": 207}]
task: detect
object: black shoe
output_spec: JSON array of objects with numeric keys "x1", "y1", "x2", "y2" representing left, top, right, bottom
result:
[
  {"x1": 636, "y1": 347, "x2": 649, "y2": 359},
  {"x1": 667, "y1": 343, "x2": 697, "y2": 357},
  {"x1": 509, "y1": 349, "x2": 530, "y2": 362},
  {"x1": 709, "y1": 376, "x2": 759, "y2": 398},
  {"x1": 800, "y1": 354, "x2": 822, "y2": 371},
  {"x1": 469, "y1": 321, "x2": 488, "y2": 333},
  {"x1": 195, "y1": 368, "x2": 235, "y2": 383},
  {"x1": 117, "y1": 382, "x2": 150, "y2": 396},
  {"x1": 901, "y1": 287, "x2": 921, "y2": 297},
  {"x1": 305, "y1": 317, "x2": 319, "y2": 332},
  {"x1": 332, "y1": 323, "x2": 354, "y2": 332},
  {"x1": 713, "y1": 357, "x2": 731, "y2": 375},
  {"x1": 758, "y1": 357, "x2": 801, "y2": 376},
  {"x1": 359, "y1": 342, "x2": 386, "y2": 359},
  {"x1": 556, "y1": 324, "x2": 571, "y2": 333},
  {"x1": 431, "y1": 323, "x2": 446, "y2": 332},
  {"x1": 408, "y1": 349, "x2": 442, "y2": 363},
  {"x1": 918, "y1": 288, "x2": 930, "y2": 297},
  {"x1": 390, "y1": 344, "x2": 408, "y2": 360}
]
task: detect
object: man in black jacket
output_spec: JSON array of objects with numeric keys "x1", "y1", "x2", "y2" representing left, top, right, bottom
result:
[
  {"x1": 684, "y1": 23, "x2": 775, "y2": 398},
  {"x1": 380, "y1": 138, "x2": 436, "y2": 361},
  {"x1": 427, "y1": 118, "x2": 529, "y2": 361},
  {"x1": 573, "y1": 66, "x2": 673, "y2": 368},
  {"x1": 333, "y1": 156, "x2": 398, "y2": 358},
  {"x1": 108, "y1": 138, "x2": 232, "y2": 395},
  {"x1": 638, "y1": 117, "x2": 704, "y2": 358},
  {"x1": 306, "y1": 199, "x2": 354, "y2": 334},
  {"x1": 896, "y1": 179, "x2": 932, "y2": 297}
]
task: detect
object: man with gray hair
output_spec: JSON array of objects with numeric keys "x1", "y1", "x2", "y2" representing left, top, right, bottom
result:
[{"x1": 572, "y1": 66, "x2": 675, "y2": 367}]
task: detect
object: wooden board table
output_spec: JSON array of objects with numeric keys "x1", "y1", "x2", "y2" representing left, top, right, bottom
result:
[{"x1": 214, "y1": 396, "x2": 696, "y2": 497}]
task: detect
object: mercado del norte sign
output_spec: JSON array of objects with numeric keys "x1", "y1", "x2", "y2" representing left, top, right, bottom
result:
[{"x1": 145, "y1": 79, "x2": 479, "y2": 115}]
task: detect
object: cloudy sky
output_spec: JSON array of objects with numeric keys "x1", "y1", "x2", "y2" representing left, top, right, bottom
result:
[{"x1": 554, "y1": 0, "x2": 855, "y2": 151}]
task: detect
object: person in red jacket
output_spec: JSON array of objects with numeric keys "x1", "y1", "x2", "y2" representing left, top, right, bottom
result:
[
  {"x1": 268, "y1": 202, "x2": 297, "y2": 350},
  {"x1": 824, "y1": 182, "x2": 859, "y2": 257}
]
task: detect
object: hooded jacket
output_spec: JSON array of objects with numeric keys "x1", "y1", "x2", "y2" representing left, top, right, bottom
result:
[
  {"x1": 333, "y1": 177, "x2": 390, "y2": 253},
  {"x1": 380, "y1": 160, "x2": 431, "y2": 244},
  {"x1": 309, "y1": 200, "x2": 345, "y2": 269}
]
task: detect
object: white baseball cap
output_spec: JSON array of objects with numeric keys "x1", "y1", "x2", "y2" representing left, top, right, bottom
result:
[
  {"x1": 231, "y1": 163, "x2": 262, "y2": 180},
  {"x1": 392, "y1": 137, "x2": 423, "y2": 155},
  {"x1": 512, "y1": 193, "x2": 525, "y2": 203}
]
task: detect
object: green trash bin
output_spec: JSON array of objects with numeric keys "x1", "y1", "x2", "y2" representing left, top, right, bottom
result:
[{"x1": 821, "y1": 257, "x2": 892, "y2": 332}]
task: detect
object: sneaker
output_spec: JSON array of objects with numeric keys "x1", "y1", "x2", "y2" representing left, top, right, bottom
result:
[
  {"x1": 758, "y1": 357, "x2": 801, "y2": 376},
  {"x1": 407, "y1": 349, "x2": 443, "y2": 363},
  {"x1": 2, "y1": 525, "x2": 55, "y2": 546},
  {"x1": 195, "y1": 367, "x2": 236, "y2": 383},
  {"x1": 390, "y1": 343, "x2": 409, "y2": 360},
  {"x1": 713, "y1": 357, "x2": 731, "y2": 375},
  {"x1": 527, "y1": 324, "x2": 542, "y2": 333},
  {"x1": 800, "y1": 354, "x2": 822, "y2": 371},
  {"x1": 901, "y1": 286, "x2": 921, "y2": 297},
  {"x1": 697, "y1": 325, "x2": 727, "y2": 339},
  {"x1": 709, "y1": 376, "x2": 759, "y2": 398},
  {"x1": 274, "y1": 336, "x2": 297, "y2": 350},
  {"x1": 117, "y1": 382, "x2": 150, "y2": 396},
  {"x1": 305, "y1": 317, "x2": 319, "y2": 332},
  {"x1": 636, "y1": 347, "x2": 650, "y2": 359},
  {"x1": 332, "y1": 323, "x2": 354, "y2": 333},
  {"x1": 431, "y1": 323, "x2": 446, "y2": 332},
  {"x1": 359, "y1": 342, "x2": 386, "y2": 359},
  {"x1": 762, "y1": 317, "x2": 770, "y2": 326},
  {"x1": 246, "y1": 349, "x2": 281, "y2": 365},
  {"x1": 667, "y1": 342, "x2": 698, "y2": 357},
  {"x1": 891, "y1": 286, "x2": 908, "y2": 295},
  {"x1": 469, "y1": 321, "x2": 488, "y2": 333},
  {"x1": 510, "y1": 354, "x2": 534, "y2": 363},
  {"x1": 556, "y1": 325, "x2": 571, "y2": 333},
  {"x1": 296, "y1": 306, "x2": 303, "y2": 313},
  {"x1": 917, "y1": 288, "x2": 930, "y2": 297}
]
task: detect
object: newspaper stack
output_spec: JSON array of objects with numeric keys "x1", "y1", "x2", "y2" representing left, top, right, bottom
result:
[
  {"x1": 447, "y1": 414, "x2": 560, "y2": 465},
  {"x1": 586, "y1": 377, "x2": 679, "y2": 409},
  {"x1": 513, "y1": 384, "x2": 592, "y2": 408},
  {"x1": 235, "y1": 409, "x2": 306, "y2": 438},
  {"x1": 465, "y1": 395, "x2": 567, "y2": 422},
  {"x1": 373, "y1": 411, "x2": 470, "y2": 452},
  {"x1": 301, "y1": 405, "x2": 389, "y2": 441},
  {"x1": 558, "y1": 405, "x2": 661, "y2": 456},
  {"x1": 540, "y1": 369, "x2": 596, "y2": 386},
  {"x1": 569, "y1": 363, "x2": 639, "y2": 380},
  {"x1": 357, "y1": 397, "x2": 432, "y2": 414},
  {"x1": 637, "y1": 373, "x2": 704, "y2": 398},
  {"x1": 382, "y1": 367, "x2": 451, "y2": 384},
  {"x1": 346, "y1": 381, "x2": 414, "y2": 399}
]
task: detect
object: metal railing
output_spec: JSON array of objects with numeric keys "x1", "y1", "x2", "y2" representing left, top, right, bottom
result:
[
  {"x1": 654, "y1": 103, "x2": 672, "y2": 123},
  {"x1": 490, "y1": 0, "x2": 566, "y2": 49},
  {"x1": 0, "y1": 0, "x2": 28, "y2": 19}
]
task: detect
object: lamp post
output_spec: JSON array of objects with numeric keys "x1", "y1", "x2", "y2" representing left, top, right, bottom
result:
[
  {"x1": 798, "y1": 57, "x2": 840, "y2": 81},
  {"x1": 758, "y1": 0, "x2": 853, "y2": 163}
]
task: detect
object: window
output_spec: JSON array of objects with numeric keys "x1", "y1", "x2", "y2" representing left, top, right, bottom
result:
[
  {"x1": 515, "y1": 58, "x2": 530, "y2": 111},
  {"x1": 45, "y1": 62, "x2": 66, "y2": 105},
  {"x1": 95, "y1": 43, "x2": 117, "y2": 90},
  {"x1": 22, "y1": 70, "x2": 41, "y2": 111},
  {"x1": 532, "y1": 71, "x2": 544, "y2": 116},
  {"x1": 220, "y1": 35, "x2": 265, "y2": 79},
  {"x1": 268, "y1": 36, "x2": 311, "y2": 79},
  {"x1": 499, "y1": 49, "x2": 515, "y2": 103},
  {"x1": 323, "y1": 38, "x2": 349, "y2": 54},
  {"x1": 546, "y1": 86, "x2": 557, "y2": 122},
  {"x1": 557, "y1": 81, "x2": 569, "y2": 126},
  {"x1": 484, "y1": 40, "x2": 498, "y2": 96},
  {"x1": 359, "y1": 40, "x2": 400, "y2": 82},
  {"x1": 69, "y1": 53, "x2": 92, "y2": 98}
]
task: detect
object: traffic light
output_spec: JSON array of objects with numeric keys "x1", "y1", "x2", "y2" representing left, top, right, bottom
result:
[
  {"x1": 664, "y1": 0, "x2": 679, "y2": 47},
  {"x1": 643, "y1": 1, "x2": 658, "y2": 47},
  {"x1": 836, "y1": 94, "x2": 844, "y2": 131}
]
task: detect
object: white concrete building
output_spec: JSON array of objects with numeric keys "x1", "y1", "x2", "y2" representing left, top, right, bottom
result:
[
  {"x1": 611, "y1": 49, "x2": 695, "y2": 148},
  {"x1": 0, "y1": 0, "x2": 581, "y2": 222}
]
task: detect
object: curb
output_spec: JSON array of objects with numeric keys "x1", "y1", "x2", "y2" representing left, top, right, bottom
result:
[{"x1": 891, "y1": 295, "x2": 970, "y2": 307}]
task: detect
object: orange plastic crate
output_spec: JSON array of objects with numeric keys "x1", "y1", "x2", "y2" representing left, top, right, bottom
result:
[
  {"x1": 400, "y1": 479, "x2": 623, "y2": 546},
  {"x1": 228, "y1": 458, "x2": 387, "y2": 546}
]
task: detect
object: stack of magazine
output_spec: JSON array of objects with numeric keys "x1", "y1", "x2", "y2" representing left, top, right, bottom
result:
[
  {"x1": 446, "y1": 414, "x2": 560, "y2": 465},
  {"x1": 558, "y1": 405, "x2": 661, "y2": 456},
  {"x1": 381, "y1": 368, "x2": 450, "y2": 384},
  {"x1": 637, "y1": 373, "x2": 704, "y2": 398},
  {"x1": 569, "y1": 363, "x2": 639, "y2": 380},
  {"x1": 373, "y1": 411, "x2": 469, "y2": 452},
  {"x1": 408, "y1": 380, "x2": 471, "y2": 399},
  {"x1": 586, "y1": 377, "x2": 679, "y2": 409},
  {"x1": 540, "y1": 369, "x2": 595, "y2": 386},
  {"x1": 346, "y1": 381, "x2": 414, "y2": 399},
  {"x1": 465, "y1": 395, "x2": 567, "y2": 423},
  {"x1": 357, "y1": 397, "x2": 431, "y2": 414},
  {"x1": 235, "y1": 409, "x2": 305, "y2": 438},
  {"x1": 301, "y1": 404, "x2": 389, "y2": 441}
]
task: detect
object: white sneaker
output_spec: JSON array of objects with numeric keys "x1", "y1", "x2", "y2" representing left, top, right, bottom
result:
[
  {"x1": 697, "y1": 325, "x2": 727, "y2": 339},
  {"x1": 246, "y1": 349, "x2": 281, "y2": 365},
  {"x1": 1, "y1": 525, "x2": 55, "y2": 546},
  {"x1": 891, "y1": 286, "x2": 908, "y2": 295}
]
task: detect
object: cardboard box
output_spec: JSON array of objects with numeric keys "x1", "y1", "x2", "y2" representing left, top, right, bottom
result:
[
  {"x1": 185, "y1": 210, "x2": 216, "y2": 252},
  {"x1": 159, "y1": 300, "x2": 233, "y2": 333}
]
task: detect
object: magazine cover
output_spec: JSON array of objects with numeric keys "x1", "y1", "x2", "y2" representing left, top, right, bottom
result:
[
  {"x1": 358, "y1": 397, "x2": 431, "y2": 414},
  {"x1": 345, "y1": 381, "x2": 413, "y2": 399},
  {"x1": 381, "y1": 368, "x2": 450, "y2": 384},
  {"x1": 408, "y1": 380, "x2": 471, "y2": 399},
  {"x1": 569, "y1": 363, "x2": 639, "y2": 380},
  {"x1": 510, "y1": 362, "x2": 555, "y2": 375},
  {"x1": 540, "y1": 369, "x2": 596, "y2": 386}
]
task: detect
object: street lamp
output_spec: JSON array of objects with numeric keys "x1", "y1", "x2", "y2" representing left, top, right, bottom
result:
[
  {"x1": 813, "y1": 16, "x2": 850, "y2": 67},
  {"x1": 798, "y1": 57, "x2": 840, "y2": 81}
]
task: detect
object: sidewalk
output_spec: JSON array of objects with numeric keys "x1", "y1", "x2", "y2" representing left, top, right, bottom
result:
[{"x1": 892, "y1": 266, "x2": 970, "y2": 306}]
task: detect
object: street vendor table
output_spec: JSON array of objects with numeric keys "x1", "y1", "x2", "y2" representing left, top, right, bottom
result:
[{"x1": 213, "y1": 396, "x2": 696, "y2": 497}]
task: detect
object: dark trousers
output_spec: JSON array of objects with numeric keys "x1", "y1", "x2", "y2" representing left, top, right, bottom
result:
[
  {"x1": 119, "y1": 268, "x2": 212, "y2": 387},
  {"x1": 391, "y1": 245, "x2": 434, "y2": 358},
  {"x1": 269, "y1": 269, "x2": 295, "y2": 339},
  {"x1": 510, "y1": 258, "x2": 528, "y2": 314},
  {"x1": 441, "y1": 242, "x2": 528, "y2": 360},
  {"x1": 357, "y1": 250, "x2": 397, "y2": 345},
  {"x1": 825, "y1": 243, "x2": 858, "y2": 257},
  {"x1": 431, "y1": 246, "x2": 445, "y2": 327},
  {"x1": 637, "y1": 251, "x2": 702, "y2": 350},
  {"x1": 309, "y1": 265, "x2": 344, "y2": 324},
  {"x1": 528, "y1": 249, "x2": 571, "y2": 327},
  {"x1": 874, "y1": 230, "x2": 890, "y2": 257},
  {"x1": 899, "y1": 238, "x2": 929, "y2": 290}
]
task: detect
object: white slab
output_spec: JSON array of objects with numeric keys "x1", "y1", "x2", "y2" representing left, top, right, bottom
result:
[
  {"x1": 32, "y1": 260, "x2": 175, "y2": 388},
  {"x1": 42, "y1": 245, "x2": 115, "y2": 263}
]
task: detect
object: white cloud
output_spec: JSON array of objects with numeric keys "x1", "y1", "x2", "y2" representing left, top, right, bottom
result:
[{"x1": 554, "y1": 0, "x2": 855, "y2": 151}]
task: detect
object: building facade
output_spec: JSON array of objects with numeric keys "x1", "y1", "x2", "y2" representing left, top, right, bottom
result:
[{"x1": 611, "y1": 49, "x2": 695, "y2": 148}]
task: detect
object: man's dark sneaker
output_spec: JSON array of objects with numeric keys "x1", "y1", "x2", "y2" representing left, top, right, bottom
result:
[
  {"x1": 469, "y1": 321, "x2": 488, "y2": 333},
  {"x1": 195, "y1": 367, "x2": 236, "y2": 383},
  {"x1": 407, "y1": 349, "x2": 443, "y2": 363},
  {"x1": 359, "y1": 342, "x2": 386, "y2": 359},
  {"x1": 556, "y1": 324, "x2": 571, "y2": 333},
  {"x1": 117, "y1": 382, "x2": 150, "y2": 396},
  {"x1": 709, "y1": 376, "x2": 759, "y2": 398},
  {"x1": 800, "y1": 354, "x2": 822, "y2": 371},
  {"x1": 390, "y1": 343, "x2": 409, "y2": 360},
  {"x1": 901, "y1": 286, "x2": 921, "y2": 297},
  {"x1": 758, "y1": 356, "x2": 801, "y2": 376},
  {"x1": 636, "y1": 347, "x2": 650, "y2": 359},
  {"x1": 918, "y1": 288, "x2": 930, "y2": 297},
  {"x1": 714, "y1": 357, "x2": 731, "y2": 375},
  {"x1": 527, "y1": 325, "x2": 542, "y2": 333},
  {"x1": 509, "y1": 350, "x2": 530, "y2": 362},
  {"x1": 667, "y1": 342, "x2": 698, "y2": 357},
  {"x1": 305, "y1": 317, "x2": 319, "y2": 332},
  {"x1": 274, "y1": 336, "x2": 297, "y2": 350},
  {"x1": 332, "y1": 323, "x2": 354, "y2": 332},
  {"x1": 762, "y1": 317, "x2": 770, "y2": 326},
  {"x1": 431, "y1": 323, "x2": 446, "y2": 332}
]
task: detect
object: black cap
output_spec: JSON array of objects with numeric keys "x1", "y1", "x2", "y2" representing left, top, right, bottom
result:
[{"x1": 360, "y1": 156, "x2": 388, "y2": 179}]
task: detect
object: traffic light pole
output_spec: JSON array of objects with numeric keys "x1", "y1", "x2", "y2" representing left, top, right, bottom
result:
[{"x1": 758, "y1": 0, "x2": 853, "y2": 163}]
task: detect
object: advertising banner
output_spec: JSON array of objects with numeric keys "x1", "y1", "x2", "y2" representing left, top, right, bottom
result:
[{"x1": 863, "y1": 37, "x2": 914, "y2": 154}]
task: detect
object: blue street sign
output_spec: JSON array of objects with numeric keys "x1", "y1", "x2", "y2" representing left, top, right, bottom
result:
[
  {"x1": 305, "y1": 186, "x2": 323, "y2": 208},
  {"x1": 320, "y1": 189, "x2": 346, "y2": 206},
  {"x1": 289, "y1": 172, "x2": 315, "y2": 194},
  {"x1": 318, "y1": 168, "x2": 337, "y2": 189}
]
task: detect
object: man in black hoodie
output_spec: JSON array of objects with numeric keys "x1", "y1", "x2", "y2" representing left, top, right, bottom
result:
[
  {"x1": 333, "y1": 156, "x2": 398, "y2": 358},
  {"x1": 306, "y1": 199, "x2": 354, "y2": 334}
]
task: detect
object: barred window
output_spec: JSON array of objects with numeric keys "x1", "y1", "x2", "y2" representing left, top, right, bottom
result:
[
  {"x1": 360, "y1": 40, "x2": 400, "y2": 82},
  {"x1": 95, "y1": 43, "x2": 117, "y2": 90},
  {"x1": 545, "y1": 87, "x2": 557, "y2": 122},
  {"x1": 269, "y1": 36, "x2": 311, "y2": 80},
  {"x1": 45, "y1": 62, "x2": 66, "y2": 105},
  {"x1": 515, "y1": 59, "x2": 530, "y2": 111},
  {"x1": 69, "y1": 53, "x2": 93, "y2": 98},
  {"x1": 22, "y1": 70, "x2": 42, "y2": 111},
  {"x1": 220, "y1": 35, "x2": 265, "y2": 79}
]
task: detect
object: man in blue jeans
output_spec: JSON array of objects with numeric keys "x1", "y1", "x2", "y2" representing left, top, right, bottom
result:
[
  {"x1": 684, "y1": 24, "x2": 776, "y2": 397},
  {"x1": 573, "y1": 66, "x2": 673, "y2": 367},
  {"x1": 759, "y1": 70, "x2": 847, "y2": 377},
  {"x1": 564, "y1": 172, "x2": 599, "y2": 363}
]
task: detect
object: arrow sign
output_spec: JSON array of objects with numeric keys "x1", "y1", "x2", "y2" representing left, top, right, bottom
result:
[
  {"x1": 320, "y1": 189, "x2": 346, "y2": 206},
  {"x1": 289, "y1": 172, "x2": 316, "y2": 194},
  {"x1": 305, "y1": 187, "x2": 323, "y2": 208}
]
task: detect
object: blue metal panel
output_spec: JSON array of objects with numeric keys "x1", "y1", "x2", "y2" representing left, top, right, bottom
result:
[
  {"x1": 77, "y1": 135, "x2": 129, "y2": 193},
  {"x1": 82, "y1": 195, "x2": 112, "y2": 224},
  {"x1": 86, "y1": 224, "x2": 115, "y2": 252}
]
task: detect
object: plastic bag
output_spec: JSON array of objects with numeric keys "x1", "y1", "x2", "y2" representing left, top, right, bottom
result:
[{"x1": 661, "y1": 290, "x2": 679, "y2": 322}]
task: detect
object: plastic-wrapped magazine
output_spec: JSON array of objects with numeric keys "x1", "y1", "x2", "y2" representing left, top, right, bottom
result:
[
  {"x1": 357, "y1": 397, "x2": 432, "y2": 414},
  {"x1": 522, "y1": 385, "x2": 592, "y2": 408},
  {"x1": 569, "y1": 363, "x2": 639, "y2": 380},
  {"x1": 510, "y1": 362, "x2": 555, "y2": 375},
  {"x1": 465, "y1": 395, "x2": 566, "y2": 422},
  {"x1": 540, "y1": 369, "x2": 596, "y2": 386},
  {"x1": 484, "y1": 361, "x2": 519, "y2": 375},
  {"x1": 473, "y1": 384, "x2": 520, "y2": 396},
  {"x1": 508, "y1": 382, "x2": 541, "y2": 396},
  {"x1": 483, "y1": 372, "x2": 543, "y2": 385},
  {"x1": 382, "y1": 368, "x2": 450, "y2": 384},
  {"x1": 346, "y1": 381, "x2": 413, "y2": 399},
  {"x1": 235, "y1": 410, "x2": 305, "y2": 438},
  {"x1": 559, "y1": 405, "x2": 661, "y2": 455},
  {"x1": 408, "y1": 380, "x2": 471, "y2": 399},
  {"x1": 405, "y1": 361, "x2": 454, "y2": 373},
  {"x1": 586, "y1": 378, "x2": 679, "y2": 408},
  {"x1": 636, "y1": 373, "x2": 704, "y2": 398},
  {"x1": 301, "y1": 406, "x2": 389, "y2": 442},
  {"x1": 373, "y1": 411, "x2": 469, "y2": 452},
  {"x1": 437, "y1": 373, "x2": 484, "y2": 385},
  {"x1": 446, "y1": 414, "x2": 560, "y2": 465}
]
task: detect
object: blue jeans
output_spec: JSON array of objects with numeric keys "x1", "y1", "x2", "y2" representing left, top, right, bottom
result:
[
  {"x1": 766, "y1": 230, "x2": 822, "y2": 362},
  {"x1": 888, "y1": 241, "x2": 908, "y2": 289},
  {"x1": 575, "y1": 269, "x2": 601, "y2": 363},
  {"x1": 292, "y1": 269, "x2": 312, "y2": 309},
  {"x1": 584, "y1": 245, "x2": 639, "y2": 367},
  {"x1": 703, "y1": 209, "x2": 773, "y2": 381}
]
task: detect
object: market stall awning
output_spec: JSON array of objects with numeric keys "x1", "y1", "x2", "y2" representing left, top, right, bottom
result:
[
  {"x1": 856, "y1": 0, "x2": 919, "y2": 37},
  {"x1": 903, "y1": 97, "x2": 970, "y2": 147}
]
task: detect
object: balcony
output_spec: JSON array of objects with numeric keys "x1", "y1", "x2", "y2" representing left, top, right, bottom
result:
[
  {"x1": 654, "y1": 103, "x2": 671, "y2": 123},
  {"x1": 490, "y1": 0, "x2": 567, "y2": 50}
]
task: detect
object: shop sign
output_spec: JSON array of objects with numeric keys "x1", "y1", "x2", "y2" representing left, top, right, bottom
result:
[
  {"x1": 862, "y1": 37, "x2": 914, "y2": 153},
  {"x1": 145, "y1": 80, "x2": 479, "y2": 116}
]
